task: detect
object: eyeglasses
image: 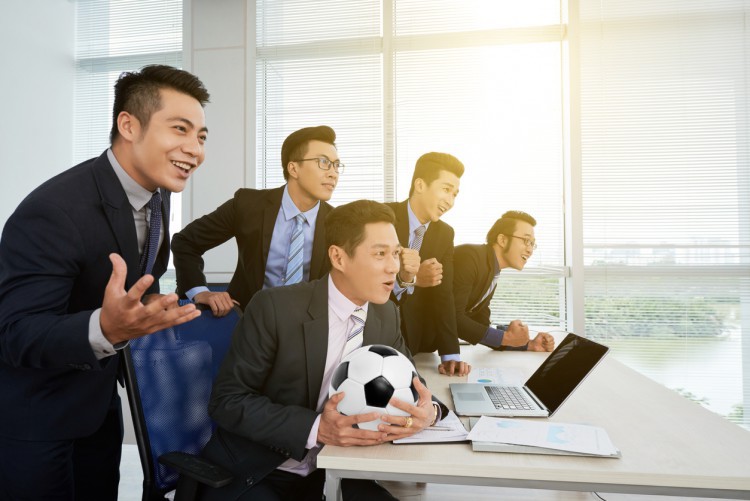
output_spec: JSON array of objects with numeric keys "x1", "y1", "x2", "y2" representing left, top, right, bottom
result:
[
  {"x1": 506, "y1": 234, "x2": 537, "y2": 250},
  {"x1": 295, "y1": 157, "x2": 345, "y2": 174}
]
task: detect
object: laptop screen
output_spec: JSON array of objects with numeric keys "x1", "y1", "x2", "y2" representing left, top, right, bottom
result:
[{"x1": 525, "y1": 333, "x2": 609, "y2": 415}]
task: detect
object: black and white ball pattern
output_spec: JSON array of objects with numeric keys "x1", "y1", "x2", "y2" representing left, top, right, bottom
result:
[{"x1": 329, "y1": 344, "x2": 419, "y2": 431}]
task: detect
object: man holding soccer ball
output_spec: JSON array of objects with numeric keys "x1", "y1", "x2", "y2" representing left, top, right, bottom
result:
[{"x1": 201, "y1": 200, "x2": 448, "y2": 500}]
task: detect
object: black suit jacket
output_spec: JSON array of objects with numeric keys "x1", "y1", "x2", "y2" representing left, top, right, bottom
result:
[
  {"x1": 0, "y1": 150, "x2": 168, "y2": 441},
  {"x1": 386, "y1": 201, "x2": 460, "y2": 357},
  {"x1": 172, "y1": 185, "x2": 332, "y2": 309},
  {"x1": 453, "y1": 243, "x2": 497, "y2": 345},
  {"x1": 201, "y1": 277, "x2": 446, "y2": 497}
]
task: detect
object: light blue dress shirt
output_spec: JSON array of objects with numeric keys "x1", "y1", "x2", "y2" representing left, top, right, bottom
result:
[
  {"x1": 263, "y1": 186, "x2": 320, "y2": 289},
  {"x1": 186, "y1": 185, "x2": 320, "y2": 301}
]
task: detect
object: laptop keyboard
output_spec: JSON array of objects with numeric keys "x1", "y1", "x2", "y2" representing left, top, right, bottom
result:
[{"x1": 485, "y1": 385, "x2": 534, "y2": 411}]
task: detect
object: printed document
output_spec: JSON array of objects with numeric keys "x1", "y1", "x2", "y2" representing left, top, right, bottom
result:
[{"x1": 466, "y1": 416, "x2": 619, "y2": 456}]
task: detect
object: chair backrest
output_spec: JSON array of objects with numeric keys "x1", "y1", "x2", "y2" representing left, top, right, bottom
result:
[{"x1": 123, "y1": 306, "x2": 241, "y2": 500}]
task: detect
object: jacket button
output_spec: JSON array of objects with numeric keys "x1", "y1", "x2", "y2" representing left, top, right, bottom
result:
[{"x1": 245, "y1": 476, "x2": 254, "y2": 486}]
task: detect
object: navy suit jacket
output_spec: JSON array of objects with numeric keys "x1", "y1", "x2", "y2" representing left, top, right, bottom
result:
[
  {"x1": 386, "y1": 200, "x2": 460, "y2": 357},
  {"x1": 0, "y1": 150, "x2": 168, "y2": 441},
  {"x1": 201, "y1": 277, "x2": 446, "y2": 497},
  {"x1": 171, "y1": 185, "x2": 332, "y2": 310},
  {"x1": 453, "y1": 243, "x2": 497, "y2": 345}
]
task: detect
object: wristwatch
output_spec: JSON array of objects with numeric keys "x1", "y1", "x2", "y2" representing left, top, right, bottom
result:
[{"x1": 396, "y1": 272, "x2": 416, "y2": 288}]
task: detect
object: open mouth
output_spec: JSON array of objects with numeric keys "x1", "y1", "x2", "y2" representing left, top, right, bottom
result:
[{"x1": 172, "y1": 160, "x2": 195, "y2": 173}]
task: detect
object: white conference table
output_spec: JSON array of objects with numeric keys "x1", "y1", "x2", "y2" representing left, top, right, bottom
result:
[{"x1": 318, "y1": 343, "x2": 750, "y2": 500}]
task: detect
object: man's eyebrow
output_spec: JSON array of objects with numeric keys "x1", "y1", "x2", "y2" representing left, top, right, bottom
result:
[
  {"x1": 169, "y1": 116, "x2": 209, "y2": 134},
  {"x1": 370, "y1": 243, "x2": 397, "y2": 250}
]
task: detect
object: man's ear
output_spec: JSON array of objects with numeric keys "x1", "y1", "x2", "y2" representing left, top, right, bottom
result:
[
  {"x1": 117, "y1": 111, "x2": 139, "y2": 142},
  {"x1": 412, "y1": 178, "x2": 425, "y2": 195},
  {"x1": 496, "y1": 233, "x2": 508, "y2": 250},
  {"x1": 287, "y1": 161, "x2": 299, "y2": 180},
  {"x1": 328, "y1": 245, "x2": 346, "y2": 272}
]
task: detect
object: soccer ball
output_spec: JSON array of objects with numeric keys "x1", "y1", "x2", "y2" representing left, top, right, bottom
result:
[{"x1": 329, "y1": 344, "x2": 419, "y2": 431}]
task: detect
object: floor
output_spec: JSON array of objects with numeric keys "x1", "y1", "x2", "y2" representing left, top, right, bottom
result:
[{"x1": 118, "y1": 445, "x2": 728, "y2": 501}]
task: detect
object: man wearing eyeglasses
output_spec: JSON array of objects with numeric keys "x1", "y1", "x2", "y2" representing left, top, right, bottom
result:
[
  {"x1": 172, "y1": 125, "x2": 342, "y2": 315},
  {"x1": 453, "y1": 210, "x2": 555, "y2": 352}
]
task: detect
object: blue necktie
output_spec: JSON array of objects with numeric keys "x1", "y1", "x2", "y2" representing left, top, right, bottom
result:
[
  {"x1": 343, "y1": 307, "x2": 366, "y2": 356},
  {"x1": 411, "y1": 224, "x2": 426, "y2": 251},
  {"x1": 139, "y1": 191, "x2": 162, "y2": 276},
  {"x1": 284, "y1": 213, "x2": 306, "y2": 285}
]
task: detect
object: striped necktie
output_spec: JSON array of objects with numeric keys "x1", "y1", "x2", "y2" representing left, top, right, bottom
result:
[
  {"x1": 410, "y1": 224, "x2": 426, "y2": 251},
  {"x1": 284, "y1": 213, "x2": 306, "y2": 285},
  {"x1": 343, "y1": 307, "x2": 366, "y2": 357},
  {"x1": 139, "y1": 191, "x2": 162, "y2": 276}
]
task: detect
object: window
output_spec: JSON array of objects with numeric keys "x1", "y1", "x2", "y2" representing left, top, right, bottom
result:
[
  {"x1": 257, "y1": 0, "x2": 750, "y2": 429},
  {"x1": 256, "y1": 0, "x2": 569, "y2": 330},
  {"x1": 579, "y1": 0, "x2": 750, "y2": 427}
]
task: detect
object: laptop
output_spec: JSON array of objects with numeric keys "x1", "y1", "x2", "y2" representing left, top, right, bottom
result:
[{"x1": 450, "y1": 333, "x2": 609, "y2": 417}]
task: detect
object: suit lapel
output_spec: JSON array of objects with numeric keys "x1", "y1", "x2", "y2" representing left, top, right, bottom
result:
[
  {"x1": 310, "y1": 202, "x2": 331, "y2": 279},
  {"x1": 420, "y1": 221, "x2": 440, "y2": 259},
  {"x1": 93, "y1": 153, "x2": 141, "y2": 288},
  {"x1": 471, "y1": 244, "x2": 496, "y2": 311},
  {"x1": 261, "y1": 187, "x2": 284, "y2": 270},
  {"x1": 153, "y1": 188, "x2": 171, "y2": 278},
  {"x1": 391, "y1": 201, "x2": 410, "y2": 247},
  {"x1": 302, "y1": 278, "x2": 330, "y2": 409},
  {"x1": 362, "y1": 308, "x2": 381, "y2": 345}
]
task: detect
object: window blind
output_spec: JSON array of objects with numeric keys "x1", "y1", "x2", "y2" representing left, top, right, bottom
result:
[
  {"x1": 74, "y1": 0, "x2": 183, "y2": 164},
  {"x1": 579, "y1": 0, "x2": 750, "y2": 426},
  {"x1": 256, "y1": 0, "x2": 569, "y2": 329}
]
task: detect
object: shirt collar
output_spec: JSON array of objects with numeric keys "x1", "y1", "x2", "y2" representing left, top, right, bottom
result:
[
  {"x1": 282, "y1": 184, "x2": 320, "y2": 223},
  {"x1": 107, "y1": 148, "x2": 156, "y2": 211},
  {"x1": 406, "y1": 200, "x2": 430, "y2": 235},
  {"x1": 328, "y1": 275, "x2": 369, "y2": 324}
]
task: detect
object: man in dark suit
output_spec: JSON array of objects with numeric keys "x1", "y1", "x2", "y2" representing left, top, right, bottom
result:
[
  {"x1": 171, "y1": 125, "x2": 340, "y2": 315},
  {"x1": 200, "y1": 200, "x2": 447, "y2": 500},
  {"x1": 454, "y1": 211, "x2": 555, "y2": 352},
  {"x1": 0, "y1": 66, "x2": 208, "y2": 500},
  {"x1": 387, "y1": 152, "x2": 470, "y2": 376}
]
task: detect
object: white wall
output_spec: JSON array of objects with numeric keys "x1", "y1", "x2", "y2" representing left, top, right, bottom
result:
[
  {"x1": 181, "y1": 0, "x2": 255, "y2": 282},
  {"x1": 0, "y1": 0, "x2": 75, "y2": 228}
]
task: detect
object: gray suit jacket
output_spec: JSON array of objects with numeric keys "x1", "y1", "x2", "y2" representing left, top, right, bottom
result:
[{"x1": 202, "y1": 277, "x2": 444, "y2": 496}]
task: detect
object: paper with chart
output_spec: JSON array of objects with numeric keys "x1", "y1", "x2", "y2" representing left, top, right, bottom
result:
[
  {"x1": 468, "y1": 366, "x2": 525, "y2": 385},
  {"x1": 466, "y1": 416, "x2": 619, "y2": 456}
]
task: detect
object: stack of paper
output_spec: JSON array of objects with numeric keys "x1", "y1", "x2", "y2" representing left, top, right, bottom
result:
[
  {"x1": 393, "y1": 411, "x2": 469, "y2": 444},
  {"x1": 466, "y1": 416, "x2": 621, "y2": 458}
]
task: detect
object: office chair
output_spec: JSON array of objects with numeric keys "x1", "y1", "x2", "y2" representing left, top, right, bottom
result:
[{"x1": 123, "y1": 304, "x2": 242, "y2": 501}]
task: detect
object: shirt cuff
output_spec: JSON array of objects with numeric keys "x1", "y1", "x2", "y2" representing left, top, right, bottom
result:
[
  {"x1": 440, "y1": 353, "x2": 461, "y2": 363},
  {"x1": 432, "y1": 402, "x2": 443, "y2": 424},
  {"x1": 186, "y1": 286, "x2": 210, "y2": 301},
  {"x1": 479, "y1": 325, "x2": 506, "y2": 349},
  {"x1": 89, "y1": 309, "x2": 120, "y2": 360},
  {"x1": 308, "y1": 414, "x2": 322, "y2": 449}
]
